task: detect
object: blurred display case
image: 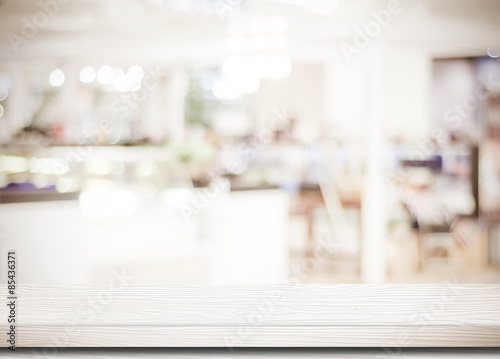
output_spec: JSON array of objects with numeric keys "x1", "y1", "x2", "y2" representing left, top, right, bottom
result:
[{"x1": 0, "y1": 145, "x2": 195, "y2": 203}]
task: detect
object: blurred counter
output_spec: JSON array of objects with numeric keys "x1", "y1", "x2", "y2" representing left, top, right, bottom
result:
[{"x1": 0, "y1": 182, "x2": 79, "y2": 203}]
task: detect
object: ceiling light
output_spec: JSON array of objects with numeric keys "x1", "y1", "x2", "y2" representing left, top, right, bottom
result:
[
  {"x1": 127, "y1": 65, "x2": 145, "y2": 82},
  {"x1": 114, "y1": 73, "x2": 131, "y2": 92},
  {"x1": 97, "y1": 65, "x2": 114, "y2": 85},
  {"x1": 49, "y1": 69, "x2": 65, "y2": 87},
  {"x1": 79, "y1": 66, "x2": 96, "y2": 83},
  {"x1": 212, "y1": 80, "x2": 241, "y2": 101}
]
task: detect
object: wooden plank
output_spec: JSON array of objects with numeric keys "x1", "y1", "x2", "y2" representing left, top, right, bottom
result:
[
  {"x1": 7, "y1": 325, "x2": 500, "y2": 347},
  {"x1": 1, "y1": 284, "x2": 499, "y2": 347},
  {"x1": 4, "y1": 285, "x2": 499, "y2": 326}
]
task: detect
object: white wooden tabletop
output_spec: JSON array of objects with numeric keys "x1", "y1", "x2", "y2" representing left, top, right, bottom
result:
[{"x1": 1, "y1": 284, "x2": 499, "y2": 347}]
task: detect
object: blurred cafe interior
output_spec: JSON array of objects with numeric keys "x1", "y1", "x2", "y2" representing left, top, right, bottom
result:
[{"x1": 1, "y1": 0, "x2": 500, "y2": 284}]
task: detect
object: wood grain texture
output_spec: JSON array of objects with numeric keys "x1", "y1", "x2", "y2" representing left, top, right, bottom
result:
[
  {"x1": 11, "y1": 325, "x2": 500, "y2": 347},
  {"x1": 1, "y1": 285, "x2": 499, "y2": 347}
]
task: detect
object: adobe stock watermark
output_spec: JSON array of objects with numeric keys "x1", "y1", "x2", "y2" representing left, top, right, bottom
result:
[
  {"x1": 385, "y1": 73, "x2": 500, "y2": 192},
  {"x1": 443, "y1": 76, "x2": 498, "y2": 130},
  {"x1": 340, "y1": 0, "x2": 405, "y2": 63},
  {"x1": 178, "y1": 107, "x2": 291, "y2": 224},
  {"x1": 29, "y1": 268, "x2": 134, "y2": 357},
  {"x1": 377, "y1": 279, "x2": 461, "y2": 359},
  {"x1": 6, "y1": 0, "x2": 70, "y2": 54},
  {"x1": 49, "y1": 65, "x2": 162, "y2": 175},
  {"x1": 223, "y1": 233, "x2": 343, "y2": 350}
]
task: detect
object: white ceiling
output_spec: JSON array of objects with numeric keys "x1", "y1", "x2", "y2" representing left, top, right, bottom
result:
[{"x1": 0, "y1": 0, "x2": 499, "y2": 65}]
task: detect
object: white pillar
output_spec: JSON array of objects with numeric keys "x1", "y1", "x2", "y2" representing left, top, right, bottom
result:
[{"x1": 361, "y1": 43, "x2": 387, "y2": 283}]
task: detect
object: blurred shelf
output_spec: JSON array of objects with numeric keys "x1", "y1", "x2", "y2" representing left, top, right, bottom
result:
[{"x1": 0, "y1": 189, "x2": 80, "y2": 204}]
